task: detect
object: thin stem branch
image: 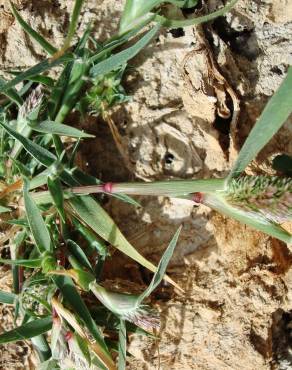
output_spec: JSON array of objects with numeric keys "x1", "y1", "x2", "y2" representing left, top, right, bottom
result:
[{"x1": 68, "y1": 178, "x2": 226, "y2": 196}]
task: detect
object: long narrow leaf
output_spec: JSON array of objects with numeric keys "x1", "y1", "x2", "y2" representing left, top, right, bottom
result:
[
  {"x1": 0, "y1": 205, "x2": 11, "y2": 213},
  {"x1": 118, "y1": 319, "x2": 126, "y2": 370},
  {"x1": 30, "y1": 120, "x2": 94, "y2": 138},
  {"x1": 59, "y1": 0, "x2": 86, "y2": 53},
  {"x1": 0, "y1": 77, "x2": 23, "y2": 106},
  {"x1": 30, "y1": 332, "x2": 51, "y2": 362},
  {"x1": 90, "y1": 25, "x2": 160, "y2": 78},
  {"x1": 23, "y1": 179, "x2": 52, "y2": 253},
  {"x1": 52, "y1": 275, "x2": 111, "y2": 357},
  {"x1": 0, "y1": 290, "x2": 17, "y2": 305},
  {"x1": 67, "y1": 239, "x2": 93, "y2": 272},
  {"x1": 229, "y1": 67, "x2": 292, "y2": 179},
  {"x1": 68, "y1": 195, "x2": 181, "y2": 289},
  {"x1": 10, "y1": 1, "x2": 57, "y2": 55},
  {"x1": 0, "y1": 120, "x2": 56, "y2": 167},
  {"x1": 8, "y1": 72, "x2": 55, "y2": 88},
  {"x1": 0, "y1": 258, "x2": 42, "y2": 268},
  {"x1": 137, "y1": 226, "x2": 181, "y2": 304},
  {"x1": 0, "y1": 317, "x2": 52, "y2": 344},
  {"x1": 0, "y1": 54, "x2": 73, "y2": 93}
]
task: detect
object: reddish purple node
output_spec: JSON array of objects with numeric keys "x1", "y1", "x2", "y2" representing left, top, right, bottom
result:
[
  {"x1": 193, "y1": 192, "x2": 204, "y2": 204},
  {"x1": 102, "y1": 182, "x2": 113, "y2": 193},
  {"x1": 65, "y1": 331, "x2": 73, "y2": 342},
  {"x1": 52, "y1": 308, "x2": 59, "y2": 319}
]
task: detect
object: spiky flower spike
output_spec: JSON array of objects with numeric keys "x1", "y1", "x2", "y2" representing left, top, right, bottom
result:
[
  {"x1": 19, "y1": 85, "x2": 43, "y2": 119},
  {"x1": 224, "y1": 176, "x2": 292, "y2": 223}
]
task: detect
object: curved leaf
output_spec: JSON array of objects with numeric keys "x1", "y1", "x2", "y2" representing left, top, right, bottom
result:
[
  {"x1": 0, "y1": 290, "x2": 17, "y2": 305},
  {"x1": 0, "y1": 120, "x2": 56, "y2": 167},
  {"x1": 0, "y1": 317, "x2": 52, "y2": 344},
  {"x1": 31, "y1": 120, "x2": 94, "y2": 138},
  {"x1": 90, "y1": 25, "x2": 160, "y2": 78},
  {"x1": 0, "y1": 258, "x2": 42, "y2": 268},
  {"x1": 68, "y1": 195, "x2": 181, "y2": 289},
  {"x1": 229, "y1": 67, "x2": 292, "y2": 179},
  {"x1": 10, "y1": 1, "x2": 57, "y2": 55},
  {"x1": 23, "y1": 179, "x2": 52, "y2": 253},
  {"x1": 0, "y1": 54, "x2": 73, "y2": 93}
]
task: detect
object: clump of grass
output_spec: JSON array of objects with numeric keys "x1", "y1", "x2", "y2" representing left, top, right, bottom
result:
[{"x1": 0, "y1": 0, "x2": 290, "y2": 369}]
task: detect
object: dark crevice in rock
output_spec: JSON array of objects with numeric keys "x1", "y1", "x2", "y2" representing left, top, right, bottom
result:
[
  {"x1": 271, "y1": 309, "x2": 292, "y2": 369},
  {"x1": 169, "y1": 28, "x2": 185, "y2": 38},
  {"x1": 212, "y1": 16, "x2": 261, "y2": 61}
]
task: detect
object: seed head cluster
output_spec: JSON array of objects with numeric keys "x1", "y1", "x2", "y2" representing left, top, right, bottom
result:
[
  {"x1": 225, "y1": 176, "x2": 292, "y2": 223},
  {"x1": 19, "y1": 85, "x2": 43, "y2": 119},
  {"x1": 123, "y1": 305, "x2": 160, "y2": 330}
]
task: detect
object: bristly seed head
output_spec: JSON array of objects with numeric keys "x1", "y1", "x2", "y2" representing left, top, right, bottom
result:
[
  {"x1": 19, "y1": 85, "x2": 43, "y2": 119},
  {"x1": 123, "y1": 305, "x2": 160, "y2": 330},
  {"x1": 225, "y1": 176, "x2": 292, "y2": 223}
]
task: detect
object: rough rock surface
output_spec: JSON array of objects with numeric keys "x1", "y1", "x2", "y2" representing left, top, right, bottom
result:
[{"x1": 0, "y1": 0, "x2": 291, "y2": 369}]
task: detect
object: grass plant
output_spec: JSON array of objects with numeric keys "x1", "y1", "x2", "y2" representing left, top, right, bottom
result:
[{"x1": 0, "y1": 0, "x2": 291, "y2": 369}]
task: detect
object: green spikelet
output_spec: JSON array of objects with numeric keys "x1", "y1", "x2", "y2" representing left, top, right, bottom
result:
[{"x1": 225, "y1": 176, "x2": 292, "y2": 223}]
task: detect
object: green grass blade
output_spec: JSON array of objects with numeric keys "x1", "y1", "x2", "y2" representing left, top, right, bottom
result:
[
  {"x1": 204, "y1": 193, "x2": 292, "y2": 244},
  {"x1": 30, "y1": 333, "x2": 51, "y2": 362},
  {"x1": 49, "y1": 25, "x2": 91, "y2": 120},
  {"x1": 0, "y1": 258, "x2": 42, "y2": 268},
  {"x1": 6, "y1": 219, "x2": 29, "y2": 227},
  {"x1": 30, "y1": 120, "x2": 94, "y2": 138},
  {"x1": 67, "y1": 239, "x2": 93, "y2": 272},
  {"x1": 119, "y1": 0, "x2": 159, "y2": 33},
  {"x1": 68, "y1": 195, "x2": 179, "y2": 288},
  {"x1": 54, "y1": 58, "x2": 89, "y2": 125},
  {"x1": 0, "y1": 290, "x2": 17, "y2": 305},
  {"x1": 23, "y1": 179, "x2": 52, "y2": 253},
  {"x1": 0, "y1": 77, "x2": 23, "y2": 106},
  {"x1": 118, "y1": 319, "x2": 127, "y2": 370},
  {"x1": 137, "y1": 226, "x2": 181, "y2": 304},
  {"x1": 0, "y1": 54, "x2": 73, "y2": 93},
  {"x1": 10, "y1": 1, "x2": 57, "y2": 55},
  {"x1": 52, "y1": 275, "x2": 111, "y2": 358},
  {"x1": 0, "y1": 120, "x2": 56, "y2": 167},
  {"x1": 0, "y1": 317, "x2": 52, "y2": 344},
  {"x1": 90, "y1": 25, "x2": 160, "y2": 78},
  {"x1": 9, "y1": 72, "x2": 55, "y2": 88},
  {"x1": 156, "y1": 0, "x2": 238, "y2": 27},
  {"x1": 47, "y1": 176, "x2": 66, "y2": 222},
  {"x1": 91, "y1": 19, "x2": 154, "y2": 64},
  {"x1": 229, "y1": 67, "x2": 292, "y2": 179},
  {"x1": 61, "y1": 0, "x2": 86, "y2": 52},
  {"x1": 0, "y1": 206, "x2": 11, "y2": 213}
]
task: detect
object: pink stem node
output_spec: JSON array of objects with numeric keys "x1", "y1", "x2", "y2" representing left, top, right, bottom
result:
[
  {"x1": 65, "y1": 331, "x2": 73, "y2": 342},
  {"x1": 102, "y1": 182, "x2": 114, "y2": 193},
  {"x1": 192, "y1": 192, "x2": 204, "y2": 204}
]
